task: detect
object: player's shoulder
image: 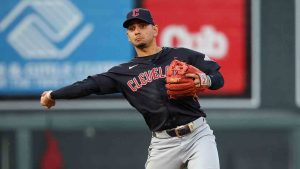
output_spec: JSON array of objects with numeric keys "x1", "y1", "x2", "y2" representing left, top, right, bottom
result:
[
  {"x1": 108, "y1": 62, "x2": 132, "y2": 70},
  {"x1": 107, "y1": 61, "x2": 136, "y2": 74},
  {"x1": 171, "y1": 47, "x2": 205, "y2": 57},
  {"x1": 168, "y1": 47, "x2": 207, "y2": 61}
]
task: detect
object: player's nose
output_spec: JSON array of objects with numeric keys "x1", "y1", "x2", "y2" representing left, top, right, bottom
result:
[{"x1": 134, "y1": 27, "x2": 141, "y2": 35}]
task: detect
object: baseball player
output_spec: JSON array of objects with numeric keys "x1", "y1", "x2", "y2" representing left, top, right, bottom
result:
[{"x1": 40, "y1": 8, "x2": 224, "y2": 169}]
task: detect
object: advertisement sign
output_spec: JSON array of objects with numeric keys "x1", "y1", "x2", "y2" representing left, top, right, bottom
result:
[
  {"x1": 0, "y1": 0, "x2": 133, "y2": 96},
  {"x1": 144, "y1": 0, "x2": 249, "y2": 96},
  {"x1": 143, "y1": 0, "x2": 261, "y2": 108}
]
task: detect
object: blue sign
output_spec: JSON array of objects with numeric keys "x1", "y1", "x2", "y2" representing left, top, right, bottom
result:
[{"x1": 0, "y1": 0, "x2": 134, "y2": 95}]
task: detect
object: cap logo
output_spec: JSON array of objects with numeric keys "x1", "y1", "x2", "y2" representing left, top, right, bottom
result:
[{"x1": 132, "y1": 9, "x2": 139, "y2": 17}]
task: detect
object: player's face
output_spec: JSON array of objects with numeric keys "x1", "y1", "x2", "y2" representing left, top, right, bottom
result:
[{"x1": 126, "y1": 20, "x2": 158, "y2": 49}]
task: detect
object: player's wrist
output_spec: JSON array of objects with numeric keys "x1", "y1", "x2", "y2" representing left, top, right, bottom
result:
[
  {"x1": 197, "y1": 73, "x2": 211, "y2": 88},
  {"x1": 206, "y1": 75, "x2": 211, "y2": 87}
]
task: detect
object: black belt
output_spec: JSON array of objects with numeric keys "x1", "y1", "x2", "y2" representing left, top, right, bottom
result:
[
  {"x1": 152, "y1": 117, "x2": 205, "y2": 138},
  {"x1": 166, "y1": 124, "x2": 192, "y2": 137}
]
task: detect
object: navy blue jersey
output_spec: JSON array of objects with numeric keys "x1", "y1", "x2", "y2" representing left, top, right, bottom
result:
[{"x1": 51, "y1": 47, "x2": 224, "y2": 131}]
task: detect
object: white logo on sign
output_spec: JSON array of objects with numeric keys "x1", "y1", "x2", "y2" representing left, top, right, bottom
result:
[
  {"x1": 160, "y1": 25, "x2": 228, "y2": 59},
  {"x1": 0, "y1": 0, "x2": 94, "y2": 59}
]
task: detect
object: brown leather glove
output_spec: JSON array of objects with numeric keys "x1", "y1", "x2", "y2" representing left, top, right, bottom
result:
[{"x1": 165, "y1": 59, "x2": 211, "y2": 99}]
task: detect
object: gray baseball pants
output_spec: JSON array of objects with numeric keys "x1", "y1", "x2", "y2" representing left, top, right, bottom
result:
[{"x1": 145, "y1": 118, "x2": 220, "y2": 169}]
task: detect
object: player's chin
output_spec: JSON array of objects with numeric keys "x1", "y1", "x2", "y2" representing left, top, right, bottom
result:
[{"x1": 135, "y1": 43, "x2": 147, "y2": 49}]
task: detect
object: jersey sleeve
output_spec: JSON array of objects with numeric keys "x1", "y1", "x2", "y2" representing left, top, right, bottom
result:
[
  {"x1": 90, "y1": 73, "x2": 120, "y2": 94},
  {"x1": 51, "y1": 73, "x2": 119, "y2": 99}
]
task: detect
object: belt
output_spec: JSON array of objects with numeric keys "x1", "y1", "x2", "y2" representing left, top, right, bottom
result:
[{"x1": 153, "y1": 117, "x2": 205, "y2": 138}]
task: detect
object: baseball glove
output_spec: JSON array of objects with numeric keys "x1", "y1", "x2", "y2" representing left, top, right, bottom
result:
[{"x1": 165, "y1": 59, "x2": 210, "y2": 99}]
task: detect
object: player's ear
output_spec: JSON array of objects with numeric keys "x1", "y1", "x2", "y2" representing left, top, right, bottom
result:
[
  {"x1": 153, "y1": 25, "x2": 159, "y2": 37},
  {"x1": 126, "y1": 32, "x2": 131, "y2": 41}
]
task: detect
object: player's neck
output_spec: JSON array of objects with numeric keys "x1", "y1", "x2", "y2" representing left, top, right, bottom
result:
[{"x1": 135, "y1": 44, "x2": 162, "y2": 57}]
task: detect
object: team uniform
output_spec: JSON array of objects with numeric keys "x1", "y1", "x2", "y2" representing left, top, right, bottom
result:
[{"x1": 50, "y1": 47, "x2": 224, "y2": 169}]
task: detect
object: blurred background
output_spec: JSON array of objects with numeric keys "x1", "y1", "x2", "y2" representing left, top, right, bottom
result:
[{"x1": 0, "y1": 0, "x2": 299, "y2": 169}]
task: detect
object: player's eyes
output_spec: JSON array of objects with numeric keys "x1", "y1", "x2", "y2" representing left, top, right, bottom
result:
[
  {"x1": 127, "y1": 23, "x2": 147, "y2": 31},
  {"x1": 127, "y1": 26, "x2": 135, "y2": 31},
  {"x1": 139, "y1": 24, "x2": 147, "y2": 28}
]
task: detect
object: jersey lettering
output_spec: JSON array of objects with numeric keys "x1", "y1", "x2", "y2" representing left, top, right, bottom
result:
[
  {"x1": 133, "y1": 77, "x2": 142, "y2": 88},
  {"x1": 127, "y1": 66, "x2": 167, "y2": 92},
  {"x1": 158, "y1": 66, "x2": 167, "y2": 78},
  {"x1": 152, "y1": 68, "x2": 159, "y2": 80},
  {"x1": 127, "y1": 80, "x2": 137, "y2": 92},
  {"x1": 138, "y1": 73, "x2": 148, "y2": 85},
  {"x1": 145, "y1": 70, "x2": 153, "y2": 83}
]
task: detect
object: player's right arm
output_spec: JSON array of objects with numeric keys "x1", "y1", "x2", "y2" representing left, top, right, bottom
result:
[{"x1": 40, "y1": 74, "x2": 118, "y2": 109}]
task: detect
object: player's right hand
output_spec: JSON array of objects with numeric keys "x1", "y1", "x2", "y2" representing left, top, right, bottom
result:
[{"x1": 40, "y1": 91, "x2": 55, "y2": 109}]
